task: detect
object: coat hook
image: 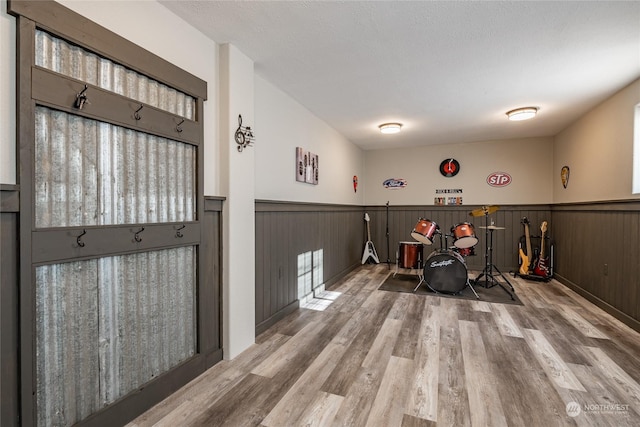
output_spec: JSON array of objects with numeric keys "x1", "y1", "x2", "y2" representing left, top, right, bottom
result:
[
  {"x1": 76, "y1": 228, "x2": 87, "y2": 247},
  {"x1": 175, "y1": 224, "x2": 186, "y2": 238},
  {"x1": 134, "y1": 226, "x2": 145, "y2": 243},
  {"x1": 176, "y1": 118, "x2": 185, "y2": 133},
  {"x1": 134, "y1": 104, "x2": 143, "y2": 120},
  {"x1": 75, "y1": 84, "x2": 89, "y2": 110}
]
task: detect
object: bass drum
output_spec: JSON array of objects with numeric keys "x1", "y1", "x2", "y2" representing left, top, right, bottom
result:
[{"x1": 423, "y1": 250, "x2": 468, "y2": 294}]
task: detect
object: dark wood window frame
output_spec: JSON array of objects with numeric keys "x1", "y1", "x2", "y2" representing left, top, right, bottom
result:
[{"x1": 8, "y1": 1, "x2": 220, "y2": 425}]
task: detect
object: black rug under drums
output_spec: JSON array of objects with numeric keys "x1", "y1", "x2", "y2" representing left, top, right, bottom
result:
[{"x1": 379, "y1": 273, "x2": 523, "y2": 306}]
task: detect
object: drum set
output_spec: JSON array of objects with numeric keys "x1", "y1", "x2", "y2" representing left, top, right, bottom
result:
[
  {"x1": 395, "y1": 218, "x2": 480, "y2": 298},
  {"x1": 394, "y1": 206, "x2": 515, "y2": 300}
]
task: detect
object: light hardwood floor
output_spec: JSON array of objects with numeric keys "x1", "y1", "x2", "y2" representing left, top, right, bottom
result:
[{"x1": 128, "y1": 264, "x2": 640, "y2": 426}]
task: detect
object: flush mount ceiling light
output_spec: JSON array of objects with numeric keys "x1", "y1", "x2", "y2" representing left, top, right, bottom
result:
[
  {"x1": 506, "y1": 107, "x2": 538, "y2": 121},
  {"x1": 379, "y1": 122, "x2": 403, "y2": 134}
]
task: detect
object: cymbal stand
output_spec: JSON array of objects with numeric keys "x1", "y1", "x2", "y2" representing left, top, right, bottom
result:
[{"x1": 474, "y1": 212, "x2": 515, "y2": 300}]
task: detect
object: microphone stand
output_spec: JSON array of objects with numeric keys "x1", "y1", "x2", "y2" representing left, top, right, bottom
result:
[{"x1": 385, "y1": 201, "x2": 391, "y2": 269}]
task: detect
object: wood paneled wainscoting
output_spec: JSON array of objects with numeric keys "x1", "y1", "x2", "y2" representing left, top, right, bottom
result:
[
  {"x1": 203, "y1": 198, "x2": 225, "y2": 363},
  {"x1": 1, "y1": 185, "x2": 20, "y2": 426},
  {"x1": 363, "y1": 204, "x2": 552, "y2": 274},
  {"x1": 253, "y1": 202, "x2": 555, "y2": 335},
  {"x1": 255, "y1": 201, "x2": 364, "y2": 334},
  {"x1": 551, "y1": 200, "x2": 640, "y2": 333}
]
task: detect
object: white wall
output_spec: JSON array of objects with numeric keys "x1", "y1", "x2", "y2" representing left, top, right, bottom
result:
[
  {"x1": 364, "y1": 137, "x2": 554, "y2": 206},
  {"x1": 553, "y1": 78, "x2": 640, "y2": 202},
  {"x1": 219, "y1": 44, "x2": 256, "y2": 359},
  {"x1": 254, "y1": 75, "x2": 364, "y2": 205}
]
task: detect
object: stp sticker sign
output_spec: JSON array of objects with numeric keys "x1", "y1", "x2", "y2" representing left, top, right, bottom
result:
[{"x1": 487, "y1": 172, "x2": 512, "y2": 187}]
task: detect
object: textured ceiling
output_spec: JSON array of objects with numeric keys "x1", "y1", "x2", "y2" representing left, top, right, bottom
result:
[{"x1": 160, "y1": 0, "x2": 640, "y2": 150}]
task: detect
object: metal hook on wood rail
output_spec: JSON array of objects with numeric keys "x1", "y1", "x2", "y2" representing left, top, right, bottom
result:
[
  {"x1": 134, "y1": 104, "x2": 143, "y2": 120},
  {"x1": 134, "y1": 226, "x2": 145, "y2": 243},
  {"x1": 176, "y1": 118, "x2": 185, "y2": 133},
  {"x1": 76, "y1": 229, "x2": 87, "y2": 247},
  {"x1": 175, "y1": 224, "x2": 186, "y2": 238},
  {"x1": 75, "y1": 84, "x2": 89, "y2": 109}
]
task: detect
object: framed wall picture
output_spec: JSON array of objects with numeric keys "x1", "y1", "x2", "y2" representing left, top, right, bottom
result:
[
  {"x1": 296, "y1": 147, "x2": 319, "y2": 185},
  {"x1": 311, "y1": 152, "x2": 318, "y2": 184},
  {"x1": 296, "y1": 147, "x2": 305, "y2": 182}
]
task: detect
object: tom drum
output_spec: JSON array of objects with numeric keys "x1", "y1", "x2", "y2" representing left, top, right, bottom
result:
[
  {"x1": 411, "y1": 218, "x2": 439, "y2": 245},
  {"x1": 450, "y1": 222, "x2": 478, "y2": 249}
]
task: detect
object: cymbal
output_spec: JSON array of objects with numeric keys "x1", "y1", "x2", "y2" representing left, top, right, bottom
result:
[
  {"x1": 469, "y1": 205, "x2": 500, "y2": 217},
  {"x1": 479, "y1": 225, "x2": 506, "y2": 230}
]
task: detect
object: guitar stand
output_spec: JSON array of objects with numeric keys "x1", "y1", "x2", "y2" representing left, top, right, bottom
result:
[
  {"x1": 511, "y1": 236, "x2": 554, "y2": 282},
  {"x1": 474, "y1": 213, "x2": 515, "y2": 300}
]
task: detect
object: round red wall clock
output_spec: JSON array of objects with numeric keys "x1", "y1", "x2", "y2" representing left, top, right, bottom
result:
[{"x1": 439, "y1": 158, "x2": 460, "y2": 177}]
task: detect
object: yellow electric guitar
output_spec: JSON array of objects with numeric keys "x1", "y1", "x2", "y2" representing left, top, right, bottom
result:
[{"x1": 518, "y1": 217, "x2": 532, "y2": 275}]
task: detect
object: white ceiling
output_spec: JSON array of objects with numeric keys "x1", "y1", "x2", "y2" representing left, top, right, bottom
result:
[{"x1": 160, "y1": 0, "x2": 640, "y2": 150}]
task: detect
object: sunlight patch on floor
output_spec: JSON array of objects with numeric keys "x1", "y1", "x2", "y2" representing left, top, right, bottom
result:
[{"x1": 301, "y1": 290, "x2": 342, "y2": 311}]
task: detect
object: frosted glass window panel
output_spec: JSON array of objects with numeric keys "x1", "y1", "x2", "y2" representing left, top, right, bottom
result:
[
  {"x1": 35, "y1": 30, "x2": 195, "y2": 120},
  {"x1": 35, "y1": 247, "x2": 196, "y2": 427},
  {"x1": 35, "y1": 107, "x2": 196, "y2": 228}
]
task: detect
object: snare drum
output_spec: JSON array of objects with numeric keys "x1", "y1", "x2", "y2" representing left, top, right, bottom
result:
[
  {"x1": 411, "y1": 218, "x2": 439, "y2": 245},
  {"x1": 450, "y1": 222, "x2": 478, "y2": 249},
  {"x1": 423, "y1": 250, "x2": 468, "y2": 294},
  {"x1": 398, "y1": 241, "x2": 423, "y2": 269}
]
